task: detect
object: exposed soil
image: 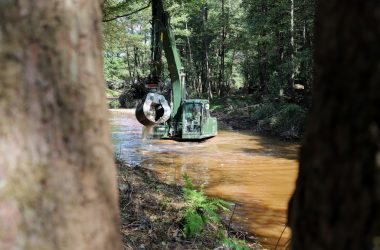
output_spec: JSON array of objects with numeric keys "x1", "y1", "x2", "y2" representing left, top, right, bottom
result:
[{"x1": 116, "y1": 158, "x2": 262, "y2": 250}]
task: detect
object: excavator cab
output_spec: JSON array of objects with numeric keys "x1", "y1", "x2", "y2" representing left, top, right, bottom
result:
[
  {"x1": 182, "y1": 100, "x2": 217, "y2": 139},
  {"x1": 151, "y1": 100, "x2": 217, "y2": 140}
]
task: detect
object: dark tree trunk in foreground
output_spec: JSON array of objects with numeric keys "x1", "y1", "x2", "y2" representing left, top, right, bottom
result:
[
  {"x1": 0, "y1": 1, "x2": 120, "y2": 249},
  {"x1": 288, "y1": 2, "x2": 380, "y2": 249}
]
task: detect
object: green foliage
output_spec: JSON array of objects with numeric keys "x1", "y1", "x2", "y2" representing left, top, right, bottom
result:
[
  {"x1": 101, "y1": 0, "x2": 313, "y2": 136},
  {"x1": 240, "y1": 0, "x2": 314, "y2": 104},
  {"x1": 223, "y1": 237, "x2": 250, "y2": 250},
  {"x1": 108, "y1": 100, "x2": 121, "y2": 109},
  {"x1": 102, "y1": 1, "x2": 151, "y2": 91},
  {"x1": 106, "y1": 88, "x2": 121, "y2": 98},
  {"x1": 184, "y1": 210, "x2": 205, "y2": 237},
  {"x1": 251, "y1": 103, "x2": 276, "y2": 120},
  {"x1": 101, "y1": 0, "x2": 314, "y2": 100},
  {"x1": 251, "y1": 102, "x2": 306, "y2": 138},
  {"x1": 271, "y1": 104, "x2": 306, "y2": 135},
  {"x1": 183, "y1": 173, "x2": 195, "y2": 190},
  {"x1": 181, "y1": 174, "x2": 254, "y2": 249},
  {"x1": 182, "y1": 174, "x2": 231, "y2": 238},
  {"x1": 104, "y1": 55, "x2": 128, "y2": 89}
]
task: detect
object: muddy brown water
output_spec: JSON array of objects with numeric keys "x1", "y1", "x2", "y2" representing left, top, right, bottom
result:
[{"x1": 110, "y1": 109, "x2": 299, "y2": 249}]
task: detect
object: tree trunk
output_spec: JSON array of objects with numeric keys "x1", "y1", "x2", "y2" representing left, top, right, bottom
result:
[
  {"x1": 288, "y1": 2, "x2": 380, "y2": 249},
  {"x1": 0, "y1": 1, "x2": 121, "y2": 250},
  {"x1": 183, "y1": 12, "x2": 197, "y2": 95},
  {"x1": 289, "y1": 0, "x2": 296, "y2": 100},
  {"x1": 126, "y1": 47, "x2": 134, "y2": 84},
  {"x1": 219, "y1": 0, "x2": 226, "y2": 96},
  {"x1": 202, "y1": 0, "x2": 212, "y2": 99}
]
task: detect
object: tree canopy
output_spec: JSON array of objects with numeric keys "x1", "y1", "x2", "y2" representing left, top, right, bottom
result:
[{"x1": 102, "y1": 0, "x2": 314, "y2": 106}]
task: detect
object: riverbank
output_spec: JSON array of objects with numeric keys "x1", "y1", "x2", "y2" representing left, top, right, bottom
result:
[
  {"x1": 210, "y1": 95, "x2": 306, "y2": 140},
  {"x1": 116, "y1": 156, "x2": 263, "y2": 250}
]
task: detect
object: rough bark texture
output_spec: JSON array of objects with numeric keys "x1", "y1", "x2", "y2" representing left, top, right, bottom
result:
[
  {"x1": 288, "y1": 1, "x2": 380, "y2": 249},
  {"x1": 0, "y1": 1, "x2": 120, "y2": 250}
]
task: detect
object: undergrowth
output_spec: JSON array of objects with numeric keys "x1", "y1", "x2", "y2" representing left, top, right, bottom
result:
[
  {"x1": 108, "y1": 99, "x2": 121, "y2": 109},
  {"x1": 210, "y1": 95, "x2": 307, "y2": 139},
  {"x1": 182, "y1": 174, "x2": 251, "y2": 250},
  {"x1": 250, "y1": 102, "x2": 276, "y2": 121},
  {"x1": 251, "y1": 102, "x2": 306, "y2": 138}
]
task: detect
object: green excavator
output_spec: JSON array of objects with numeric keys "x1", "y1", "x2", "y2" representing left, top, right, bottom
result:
[{"x1": 135, "y1": 0, "x2": 217, "y2": 140}]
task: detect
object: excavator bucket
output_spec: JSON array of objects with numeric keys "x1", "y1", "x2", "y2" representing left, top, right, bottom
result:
[{"x1": 135, "y1": 92, "x2": 171, "y2": 126}]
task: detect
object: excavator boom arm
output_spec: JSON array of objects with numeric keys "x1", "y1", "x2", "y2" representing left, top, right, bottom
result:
[{"x1": 152, "y1": 0, "x2": 185, "y2": 119}]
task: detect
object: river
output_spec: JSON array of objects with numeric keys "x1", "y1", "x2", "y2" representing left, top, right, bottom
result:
[{"x1": 110, "y1": 109, "x2": 299, "y2": 249}]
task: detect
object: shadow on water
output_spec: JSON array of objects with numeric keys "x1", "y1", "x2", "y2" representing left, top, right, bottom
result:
[{"x1": 110, "y1": 110, "x2": 299, "y2": 249}]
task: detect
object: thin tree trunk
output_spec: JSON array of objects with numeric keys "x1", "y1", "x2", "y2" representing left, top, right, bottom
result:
[
  {"x1": 133, "y1": 47, "x2": 139, "y2": 78},
  {"x1": 125, "y1": 47, "x2": 133, "y2": 85},
  {"x1": 228, "y1": 48, "x2": 237, "y2": 89},
  {"x1": 288, "y1": 2, "x2": 380, "y2": 249},
  {"x1": 202, "y1": 0, "x2": 212, "y2": 99},
  {"x1": 290, "y1": 0, "x2": 296, "y2": 100},
  {"x1": 219, "y1": 0, "x2": 226, "y2": 96},
  {"x1": 182, "y1": 3, "x2": 197, "y2": 95},
  {"x1": 184, "y1": 18, "x2": 194, "y2": 68},
  {"x1": 0, "y1": 1, "x2": 120, "y2": 249}
]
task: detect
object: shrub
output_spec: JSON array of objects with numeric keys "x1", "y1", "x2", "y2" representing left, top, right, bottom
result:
[
  {"x1": 108, "y1": 100, "x2": 120, "y2": 109},
  {"x1": 251, "y1": 102, "x2": 276, "y2": 121},
  {"x1": 271, "y1": 103, "x2": 306, "y2": 137}
]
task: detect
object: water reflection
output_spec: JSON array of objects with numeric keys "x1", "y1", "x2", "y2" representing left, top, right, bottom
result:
[{"x1": 111, "y1": 110, "x2": 298, "y2": 249}]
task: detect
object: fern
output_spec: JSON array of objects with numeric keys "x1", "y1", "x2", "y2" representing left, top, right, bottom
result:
[
  {"x1": 183, "y1": 173, "x2": 195, "y2": 190},
  {"x1": 181, "y1": 175, "x2": 253, "y2": 249},
  {"x1": 182, "y1": 174, "x2": 231, "y2": 238},
  {"x1": 184, "y1": 210, "x2": 204, "y2": 237}
]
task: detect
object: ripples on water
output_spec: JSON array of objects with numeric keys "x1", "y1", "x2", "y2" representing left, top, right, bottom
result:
[{"x1": 110, "y1": 110, "x2": 299, "y2": 249}]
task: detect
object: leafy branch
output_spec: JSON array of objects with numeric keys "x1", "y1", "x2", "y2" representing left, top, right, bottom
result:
[{"x1": 103, "y1": 1, "x2": 151, "y2": 22}]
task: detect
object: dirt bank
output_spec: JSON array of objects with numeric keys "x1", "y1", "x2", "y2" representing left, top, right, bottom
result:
[{"x1": 116, "y1": 158, "x2": 262, "y2": 250}]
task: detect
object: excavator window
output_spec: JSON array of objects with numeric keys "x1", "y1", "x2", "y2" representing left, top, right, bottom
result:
[
  {"x1": 184, "y1": 103, "x2": 202, "y2": 133},
  {"x1": 202, "y1": 103, "x2": 210, "y2": 125}
]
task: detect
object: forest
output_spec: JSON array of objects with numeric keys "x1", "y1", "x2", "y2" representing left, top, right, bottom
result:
[{"x1": 103, "y1": 0, "x2": 314, "y2": 139}]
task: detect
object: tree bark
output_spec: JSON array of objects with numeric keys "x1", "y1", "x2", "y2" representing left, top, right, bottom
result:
[
  {"x1": 202, "y1": 0, "x2": 212, "y2": 99},
  {"x1": 125, "y1": 47, "x2": 134, "y2": 84},
  {"x1": 218, "y1": 0, "x2": 226, "y2": 96},
  {"x1": 289, "y1": 0, "x2": 296, "y2": 100},
  {"x1": 289, "y1": 1, "x2": 380, "y2": 249},
  {"x1": 0, "y1": 1, "x2": 120, "y2": 250}
]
